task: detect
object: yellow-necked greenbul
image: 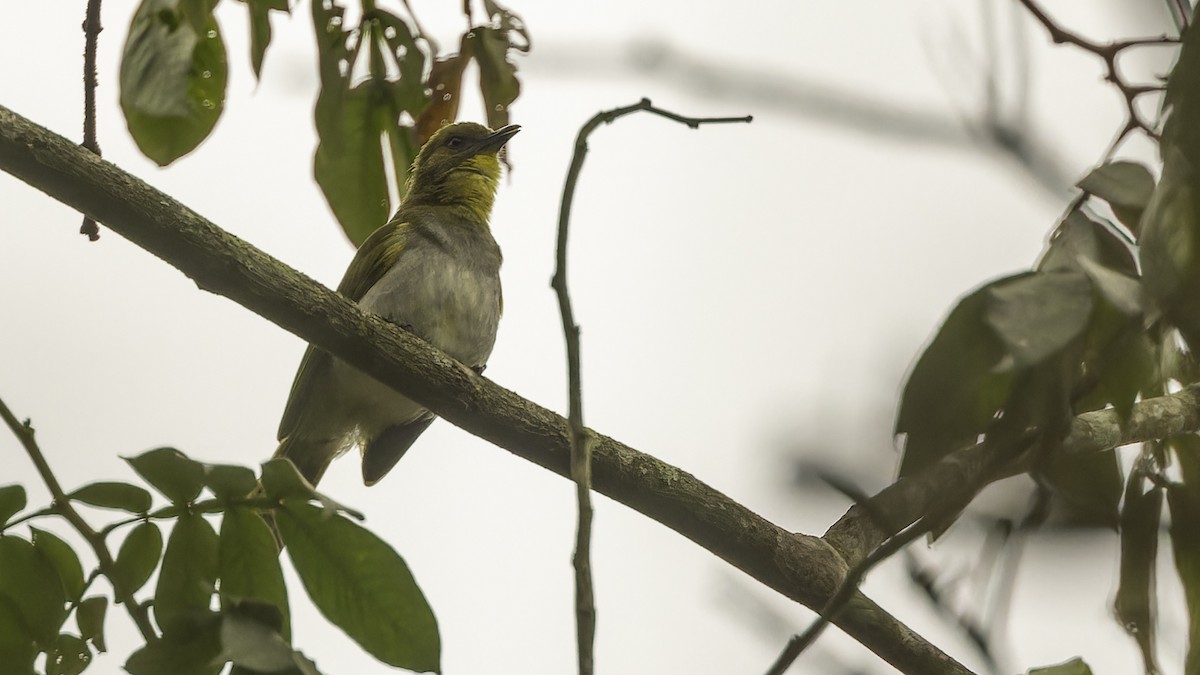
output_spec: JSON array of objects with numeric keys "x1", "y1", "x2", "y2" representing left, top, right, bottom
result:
[{"x1": 275, "y1": 121, "x2": 519, "y2": 487}]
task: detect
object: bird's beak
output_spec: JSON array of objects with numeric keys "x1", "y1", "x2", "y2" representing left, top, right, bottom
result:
[{"x1": 479, "y1": 124, "x2": 521, "y2": 153}]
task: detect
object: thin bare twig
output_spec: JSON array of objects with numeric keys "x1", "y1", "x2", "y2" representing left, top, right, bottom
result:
[
  {"x1": 0, "y1": 396, "x2": 157, "y2": 642},
  {"x1": 1016, "y1": 0, "x2": 1177, "y2": 148},
  {"x1": 80, "y1": 0, "x2": 103, "y2": 241},
  {"x1": 552, "y1": 98, "x2": 751, "y2": 675}
]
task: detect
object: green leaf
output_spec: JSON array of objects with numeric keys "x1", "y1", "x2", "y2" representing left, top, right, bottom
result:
[
  {"x1": 124, "y1": 613, "x2": 223, "y2": 675},
  {"x1": 1162, "y1": 13, "x2": 1200, "y2": 174},
  {"x1": 219, "y1": 507, "x2": 290, "y2": 640},
  {"x1": 0, "y1": 485, "x2": 26, "y2": 526},
  {"x1": 1139, "y1": 147, "x2": 1200, "y2": 350},
  {"x1": 0, "y1": 599, "x2": 36, "y2": 674},
  {"x1": 112, "y1": 522, "x2": 163, "y2": 596},
  {"x1": 260, "y1": 459, "x2": 362, "y2": 519},
  {"x1": 1075, "y1": 326, "x2": 1158, "y2": 421},
  {"x1": 278, "y1": 502, "x2": 439, "y2": 671},
  {"x1": 896, "y1": 276, "x2": 1014, "y2": 476},
  {"x1": 76, "y1": 596, "x2": 107, "y2": 653},
  {"x1": 0, "y1": 535, "x2": 67, "y2": 646},
  {"x1": 985, "y1": 271, "x2": 1094, "y2": 368},
  {"x1": 1039, "y1": 209, "x2": 1137, "y2": 275},
  {"x1": 155, "y1": 513, "x2": 218, "y2": 636},
  {"x1": 1175, "y1": 434, "x2": 1200, "y2": 487},
  {"x1": 243, "y1": 0, "x2": 290, "y2": 78},
  {"x1": 470, "y1": 26, "x2": 520, "y2": 130},
  {"x1": 120, "y1": 0, "x2": 228, "y2": 166},
  {"x1": 1114, "y1": 469, "x2": 1161, "y2": 674},
  {"x1": 125, "y1": 447, "x2": 205, "y2": 504},
  {"x1": 314, "y1": 82, "x2": 392, "y2": 246},
  {"x1": 68, "y1": 482, "x2": 152, "y2": 514},
  {"x1": 31, "y1": 528, "x2": 85, "y2": 602},
  {"x1": 46, "y1": 633, "x2": 91, "y2": 675},
  {"x1": 220, "y1": 612, "x2": 303, "y2": 673},
  {"x1": 1039, "y1": 449, "x2": 1123, "y2": 529},
  {"x1": 1027, "y1": 657, "x2": 1094, "y2": 675},
  {"x1": 413, "y1": 50, "x2": 470, "y2": 146},
  {"x1": 202, "y1": 464, "x2": 257, "y2": 502},
  {"x1": 1169, "y1": 482, "x2": 1200, "y2": 675},
  {"x1": 1078, "y1": 161, "x2": 1156, "y2": 232}
]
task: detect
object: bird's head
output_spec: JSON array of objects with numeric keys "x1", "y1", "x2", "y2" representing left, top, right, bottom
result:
[{"x1": 405, "y1": 122, "x2": 520, "y2": 224}]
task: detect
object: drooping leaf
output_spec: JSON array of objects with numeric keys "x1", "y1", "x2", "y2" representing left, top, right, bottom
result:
[
  {"x1": 0, "y1": 535, "x2": 68, "y2": 646},
  {"x1": 243, "y1": 0, "x2": 290, "y2": 78},
  {"x1": 0, "y1": 485, "x2": 26, "y2": 526},
  {"x1": 76, "y1": 596, "x2": 107, "y2": 653},
  {"x1": 112, "y1": 522, "x2": 163, "y2": 596},
  {"x1": 120, "y1": 0, "x2": 228, "y2": 165},
  {"x1": 470, "y1": 26, "x2": 520, "y2": 130},
  {"x1": 1168, "y1": 483, "x2": 1200, "y2": 675},
  {"x1": 0, "y1": 600, "x2": 36, "y2": 674},
  {"x1": 46, "y1": 633, "x2": 91, "y2": 675},
  {"x1": 1114, "y1": 467, "x2": 1162, "y2": 673},
  {"x1": 414, "y1": 49, "x2": 470, "y2": 146},
  {"x1": 896, "y1": 276, "x2": 1015, "y2": 476},
  {"x1": 1139, "y1": 147, "x2": 1200, "y2": 350},
  {"x1": 315, "y1": 82, "x2": 392, "y2": 245},
  {"x1": 1175, "y1": 434, "x2": 1200, "y2": 487},
  {"x1": 125, "y1": 448, "x2": 205, "y2": 504},
  {"x1": 1162, "y1": 15, "x2": 1200, "y2": 175},
  {"x1": 219, "y1": 507, "x2": 290, "y2": 640},
  {"x1": 219, "y1": 612, "x2": 309, "y2": 673},
  {"x1": 1078, "y1": 161, "x2": 1156, "y2": 232},
  {"x1": 202, "y1": 464, "x2": 258, "y2": 502},
  {"x1": 31, "y1": 528, "x2": 85, "y2": 602},
  {"x1": 985, "y1": 270, "x2": 1093, "y2": 368},
  {"x1": 68, "y1": 482, "x2": 152, "y2": 514},
  {"x1": 1027, "y1": 658, "x2": 1094, "y2": 675},
  {"x1": 1075, "y1": 325, "x2": 1159, "y2": 421},
  {"x1": 124, "y1": 613, "x2": 223, "y2": 675},
  {"x1": 1038, "y1": 449, "x2": 1123, "y2": 529},
  {"x1": 1038, "y1": 208, "x2": 1137, "y2": 276},
  {"x1": 482, "y1": 0, "x2": 531, "y2": 52},
  {"x1": 155, "y1": 512, "x2": 218, "y2": 636},
  {"x1": 278, "y1": 502, "x2": 439, "y2": 672}
]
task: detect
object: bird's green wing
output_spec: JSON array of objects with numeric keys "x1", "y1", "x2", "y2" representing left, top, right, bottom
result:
[
  {"x1": 278, "y1": 219, "x2": 410, "y2": 441},
  {"x1": 336, "y1": 219, "x2": 410, "y2": 301}
]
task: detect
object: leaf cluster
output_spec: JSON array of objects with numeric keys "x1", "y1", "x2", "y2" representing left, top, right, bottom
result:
[{"x1": 0, "y1": 448, "x2": 440, "y2": 674}]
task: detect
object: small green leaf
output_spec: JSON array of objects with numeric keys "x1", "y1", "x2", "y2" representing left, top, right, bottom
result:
[
  {"x1": 413, "y1": 49, "x2": 470, "y2": 146},
  {"x1": 0, "y1": 535, "x2": 68, "y2": 646},
  {"x1": 155, "y1": 513, "x2": 218, "y2": 636},
  {"x1": 985, "y1": 271, "x2": 1094, "y2": 368},
  {"x1": 1078, "y1": 161, "x2": 1156, "y2": 232},
  {"x1": 1039, "y1": 209, "x2": 1137, "y2": 275},
  {"x1": 470, "y1": 26, "x2": 520, "y2": 130},
  {"x1": 76, "y1": 596, "x2": 108, "y2": 653},
  {"x1": 219, "y1": 507, "x2": 290, "y2": 639},
  {"x1": 0, "y1": 599, "x2": 36, "y2": 673},
  {"x1": 1114, "y1": 465, "x2": 1162, "y2": 674},
  {"x1": 278, "y1": 502, "x2": 439, "y2": 671},
  {"x1": 220, "y1": 612, "x2": 299, "y2": 673},
  {"x1": 125, "y1": 448, "x2": 205, "y2": 504},
  {"x1": 1027, "y1": 657, "x2": 1094, "y2": 675},
  {"x1": 68, "y1": 482, "x2": 153, "y2": 514},
  {"x1": 1169, "y1": 483, "x2": 1200, "y2": 675},
  {"x1": 124, "y1": 613, "x2": 223, "y2": 675},
  {"x1": 202, "y1": 464, "x2": 257, "y2": 502},
  {"x1": 260, "y1": 459, "x2": 362, "y2": 519},
  {"x1": 31, "y1": 528, "x2": 85, "y2": 602},
  {"x1": 1138, "y1": 147, "x2": 1200, "y2": 351},
  {"x1": 46, "y1": 633, "x2": 91, "y2": 675},
  {"x1": 896, "y1": 276, "x2": 1014, "y2": 476},
  {"x1": 1039, "y1": 449, "x2": 1123, "y2": 529},
  {"x1": 0, "y1": 485, "x2": 26, "y2": 526},
  {"x1": 120, "y1": 0, "x2": 228, "y2": 165},
  {"x1": 112, "y1": 522, "x2": 163, "y2": 596}
]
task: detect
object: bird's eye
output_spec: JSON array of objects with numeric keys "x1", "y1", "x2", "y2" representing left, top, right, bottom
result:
[{"x1": 446, "y1": 136, "x2": 464, "y2": 149}]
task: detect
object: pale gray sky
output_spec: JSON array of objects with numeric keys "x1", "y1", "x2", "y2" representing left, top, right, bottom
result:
[{"x1": 0, "y1": 1, "x2": 1184, "y2": 673}]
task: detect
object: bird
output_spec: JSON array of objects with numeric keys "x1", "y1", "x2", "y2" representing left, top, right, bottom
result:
[{"x1": 274, "y1": 121, "x2": 519, "y2": 487}]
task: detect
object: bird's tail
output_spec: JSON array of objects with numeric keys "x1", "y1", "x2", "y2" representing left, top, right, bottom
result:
[{"x1": 273, "y1": 435, "x2": 340, "y2": 487}]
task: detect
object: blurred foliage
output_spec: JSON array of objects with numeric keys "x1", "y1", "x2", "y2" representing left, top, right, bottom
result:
[
  {"x1": 118, "y1": 0, "x2": 529, "y2": 244},
  {"x1": 893, "y1": 15, "x2": 1200, "y2": 673},
  {"x1": 0, "y1": 448, "x2": 438, "y2": 674}
]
